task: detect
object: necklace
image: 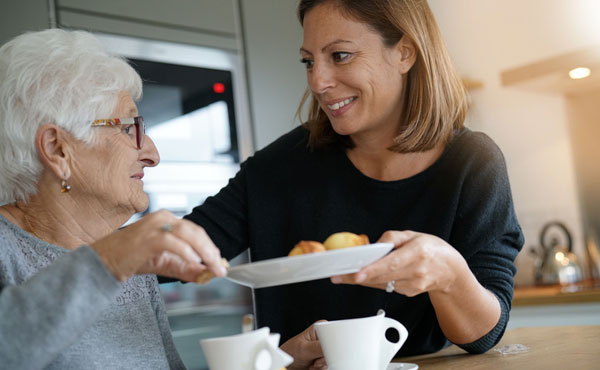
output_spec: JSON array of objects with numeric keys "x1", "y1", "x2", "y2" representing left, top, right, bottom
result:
[{"x1": 20, "y1": 208, "x2": 43, "y2": 240}]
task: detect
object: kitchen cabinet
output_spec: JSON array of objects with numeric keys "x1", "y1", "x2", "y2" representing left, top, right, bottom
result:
[
  {"x1": 238, "y1": 0, "x2": 306, "y2": 149},
  {"x1": 57, "y1": 0, "x2": 236, "y2": 35},
  {"x1": 0, "y1": 0, "x2": 50, "y2": 44},
  {"x1": 56, "y1": 0, "x2": 238, "y2": 50},
  {"x1": 508, "y1": 283, "x2": 600, "y2": 329},
  {"x1": 509, "y1": 302, "x2": 600, "y2": 329}
]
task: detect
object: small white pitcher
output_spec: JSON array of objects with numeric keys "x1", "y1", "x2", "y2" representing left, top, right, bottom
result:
[{"x1": 200, "y1": 327, "x2": 293, "y2": 370}]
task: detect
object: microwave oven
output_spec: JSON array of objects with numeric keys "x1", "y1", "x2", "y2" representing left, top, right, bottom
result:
[{"x1": 95, "y1": 32, "x2": 254, "y2": 218}]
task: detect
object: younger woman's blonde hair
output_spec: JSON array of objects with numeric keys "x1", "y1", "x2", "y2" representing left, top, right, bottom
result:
[{"x1": 297, "y1": 0, "x2": 468, "y2": 153}]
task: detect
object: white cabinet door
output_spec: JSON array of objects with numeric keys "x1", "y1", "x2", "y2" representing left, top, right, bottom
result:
[
  {"x1": 58, "y1": 0, "x2": 236, "y2": 34},
  {"x1": 1, "y1": 0, "x2": 49, "y2": 44},
  {"x1": 57, "y1": 0, "x2": 238, "y2": 50}
]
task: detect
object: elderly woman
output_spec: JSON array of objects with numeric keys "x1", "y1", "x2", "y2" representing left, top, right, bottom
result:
[
  {"x1": 185, "y1": 0, "x2": 524, "y2": 368},
  {"x1": 0, "y1": 29, "x2": 226, "y2": 369}
]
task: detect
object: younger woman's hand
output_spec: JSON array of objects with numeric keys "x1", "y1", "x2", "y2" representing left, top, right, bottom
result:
[
  {"x1": 280, "y1": 321, "x2": 327, "y2": 370},
  {"x1": 330, "y1": 230, "x2": 468, "y2": 296}
]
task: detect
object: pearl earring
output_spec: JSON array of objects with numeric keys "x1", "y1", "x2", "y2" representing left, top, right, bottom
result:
[{"x1": 60, "y1": 179, "x2": 71, "y2": 193}]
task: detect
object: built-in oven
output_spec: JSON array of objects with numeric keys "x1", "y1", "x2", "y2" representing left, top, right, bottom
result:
[{"x1": 96, "y1": 33, "x2": 254, "y2": 370}]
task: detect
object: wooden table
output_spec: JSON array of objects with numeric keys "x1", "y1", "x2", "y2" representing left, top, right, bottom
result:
[{"x1": 395, "y1": 326, "x2": 600, "y2": 369}]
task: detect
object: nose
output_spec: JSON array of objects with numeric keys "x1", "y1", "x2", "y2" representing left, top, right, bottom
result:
[
  {"x1": 139, "y1": 135, "x2": 160, "y2": 167},
  {"x1": 307, "y1": 62, "x2": 335, "y2": 95}
]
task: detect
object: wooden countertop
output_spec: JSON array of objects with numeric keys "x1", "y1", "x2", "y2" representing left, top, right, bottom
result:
[
  {"x1": 396, "y1": 325, "x2": 600, "y2": 370},
  {"x1": 513, "y1": 280, "x2": 600, "y2": 306}
]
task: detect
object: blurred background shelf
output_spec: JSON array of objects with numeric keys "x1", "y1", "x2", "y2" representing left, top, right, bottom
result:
[
  {"x1": 509, "y1": 280, "x2": 600, "y2": 330},
  {"x1": 513, "y1": 280, "x2": 600, "y2": 306}
]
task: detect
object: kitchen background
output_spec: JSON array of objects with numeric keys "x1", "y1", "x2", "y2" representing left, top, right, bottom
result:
[{"x1": 2, "y1": 0, "x2": 599, "y2": 369}]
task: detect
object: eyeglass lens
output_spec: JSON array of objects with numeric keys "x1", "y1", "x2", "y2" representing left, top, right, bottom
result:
[{"x1": 135, "y1": 117, "x2": 145, "y2": 149}]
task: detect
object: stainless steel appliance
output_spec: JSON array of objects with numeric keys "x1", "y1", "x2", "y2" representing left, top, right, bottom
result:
[{"x1": 96, "y1": 33, "x2": 254, "y2": 370}]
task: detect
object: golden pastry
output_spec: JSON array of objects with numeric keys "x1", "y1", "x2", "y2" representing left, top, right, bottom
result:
[
  {"x1": 196, "y1": 258, "x2": 230, "y2": 284},
  {"x1": 323, "y1": 232, "x2": 369, "y2": 250},
  {"x1": 288, "y1": 240, "x2": 326, "y2": 256}
]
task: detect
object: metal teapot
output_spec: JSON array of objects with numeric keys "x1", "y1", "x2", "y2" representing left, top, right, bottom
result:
[{"x1": 531, "y1": 221, "x2": 583, "y2": 285}]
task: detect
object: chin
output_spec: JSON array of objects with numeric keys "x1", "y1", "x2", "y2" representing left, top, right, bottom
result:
[
  {"x1": 330, "y1": 121, "x2": 359, "y2": 136},
  {"x1": 132, "y1": 193, "x2": 150, "y2": 213}
]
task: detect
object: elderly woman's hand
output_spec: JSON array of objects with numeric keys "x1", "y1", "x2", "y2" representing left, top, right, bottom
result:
[
  {"x1": 330, "y1": 230, "x2": 468, "y2": 296},
  {"x1": 280, "y1": 321, "x2": 327, "y2": 370},
  {"x1": 90, "y1": 209, "x2": 227, "y2": 282}
]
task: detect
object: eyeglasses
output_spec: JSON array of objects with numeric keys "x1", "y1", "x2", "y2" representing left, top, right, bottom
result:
[{"x1": 91, "y1": 116, "x2": 145, "y2": 149}]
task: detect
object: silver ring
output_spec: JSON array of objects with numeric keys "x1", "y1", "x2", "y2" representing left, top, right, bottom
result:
[
  {"x1": 385, "y1": 280, "x2": 395, "y2": 293},
  {"x1": 161, "y1": 223, "x2": 172, "y2": 232}
]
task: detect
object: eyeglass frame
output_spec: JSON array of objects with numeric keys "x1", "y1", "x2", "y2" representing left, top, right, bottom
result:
[{"x1": 90, "y1": 116, "x2": 146, "y2": 149}]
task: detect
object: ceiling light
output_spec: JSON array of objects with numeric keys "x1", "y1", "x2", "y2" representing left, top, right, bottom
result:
[{"x1": 569, "y1": 67, "x2": 591, "y2": 80}]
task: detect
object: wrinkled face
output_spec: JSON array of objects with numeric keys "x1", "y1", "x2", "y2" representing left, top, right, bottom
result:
[
  {"x1": 70, "y1": 91, "x2": 160, "y2": 215},
  {"x1": 301, "y1": 3, "x2": 406, "y2": 140}
]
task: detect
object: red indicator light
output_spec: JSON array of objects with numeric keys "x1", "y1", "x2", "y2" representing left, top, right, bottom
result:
[{"x1": 213, "y1": 82, "x2": 225, "y2": 94}]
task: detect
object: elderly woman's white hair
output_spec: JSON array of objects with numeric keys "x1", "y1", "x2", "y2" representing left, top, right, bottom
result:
[{"x1": 0, "y1": 29, "x2": 142, "y2": 204}]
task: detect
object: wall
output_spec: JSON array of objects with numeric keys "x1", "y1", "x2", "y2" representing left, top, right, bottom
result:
[{"x1": 428, "y1": 0, "x2": 600, "y2": 285}]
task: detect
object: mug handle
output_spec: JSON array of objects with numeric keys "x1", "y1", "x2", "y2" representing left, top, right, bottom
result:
[
  {"x1": 253, "y1": 339, "x2": 293, "y2": 370},
  {"x1": 380, "y1": 318, "x2": 409, "y2": 365}
]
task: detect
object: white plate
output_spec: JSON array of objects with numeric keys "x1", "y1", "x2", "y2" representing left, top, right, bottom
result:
[
  {"x1": 387, "y1": 363, "x2": 418, "y2": 370},
  {"x1": 225, "y1": 243, "x2": 394, "y2": 288}
]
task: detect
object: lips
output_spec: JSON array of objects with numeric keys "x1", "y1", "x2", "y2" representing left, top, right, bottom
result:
[
  {"x1": 326, "y1": 96, "x2": 356, "y2": 110},
  {"x1": 131, "y1": 172, "x2": 144, "y2": 180},
  {"x1": 324, "y1": 96, "x2": 357, "y2": 117}
]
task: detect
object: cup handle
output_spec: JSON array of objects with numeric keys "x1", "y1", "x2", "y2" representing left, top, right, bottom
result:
[
  {"x1": 253, "y1": 339, "x2": 293, "y2": 370},
  {"x1": 380, "y1": 318, "x2": 409, "y2": 365}
]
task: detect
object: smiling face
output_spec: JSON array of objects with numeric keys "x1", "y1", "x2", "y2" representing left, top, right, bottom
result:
[
  {"x1": 69, "y1": 91, "x2": 160, "y2": 215},
  {"x1": 301, "y1": 2, "x2": 411, "y2": 144}
]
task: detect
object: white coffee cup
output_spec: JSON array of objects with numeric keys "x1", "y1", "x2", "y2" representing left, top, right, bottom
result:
[
  {"x1": 200, "y1": 327, "x2": 293, "y2": 370},
  {"x1": 315, "y1": 312, "x2": 408, "y2": 370}
]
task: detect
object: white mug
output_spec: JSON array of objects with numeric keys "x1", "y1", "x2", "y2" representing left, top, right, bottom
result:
[
  {"x1": 315, "y1": 312, "x2": 408, "y2": 370},
  {"x1": 200, "y1": 327, "x2": 293, "y2": 370}
]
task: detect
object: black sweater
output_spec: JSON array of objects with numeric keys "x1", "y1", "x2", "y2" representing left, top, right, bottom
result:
[{"x1": 185, "y1": 126, "x2": 524, "y2": 356}]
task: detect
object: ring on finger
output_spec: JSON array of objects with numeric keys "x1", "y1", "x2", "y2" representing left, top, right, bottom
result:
[
  {"x1": 385, "y1": 280, "x2": 395, "y2": 293},
  {"x1": 161, "y1": 223, "x2": 173, "y2": 232}
]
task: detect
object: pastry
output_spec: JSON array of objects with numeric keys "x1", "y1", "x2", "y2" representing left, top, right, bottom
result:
[
  {"x1": 323, "y1": 232, "x2": 369, "y2": 250},
  {"x1": 288, "y1": 240, "x2": 326, "y2": 256},
  {"x1": 196, "y1": 258, "x2": 230, "y2": 284}
]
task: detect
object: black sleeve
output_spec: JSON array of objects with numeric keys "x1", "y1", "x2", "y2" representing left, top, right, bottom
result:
[
  {"x1": 449, "y1": 134, "x2": 524, "y2": 353},
  {"x1": 184, "y1": 160, "x2": 251, "y2": 261}
]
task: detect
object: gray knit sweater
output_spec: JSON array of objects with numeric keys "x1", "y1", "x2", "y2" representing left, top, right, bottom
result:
[{"x1": 0, "y1": 213, "x2": 186, "y2": 370}]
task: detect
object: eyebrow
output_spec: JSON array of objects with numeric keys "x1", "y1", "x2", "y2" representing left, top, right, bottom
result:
[{"x1": 300, "y1": 39, "x2": 354, "y2": 55}]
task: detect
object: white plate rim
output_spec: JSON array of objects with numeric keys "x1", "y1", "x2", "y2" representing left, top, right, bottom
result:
[
  {"x1": 387, "y1": 363, "x2": 418, "y2": 370},
  {"x1": 225, "y1": 242, "x2": 394, "y2": 288}
]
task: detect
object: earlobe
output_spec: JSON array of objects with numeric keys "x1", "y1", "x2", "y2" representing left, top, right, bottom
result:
[{"x1": 36, "y1": 124, "x2": 72, "y2": 180}]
